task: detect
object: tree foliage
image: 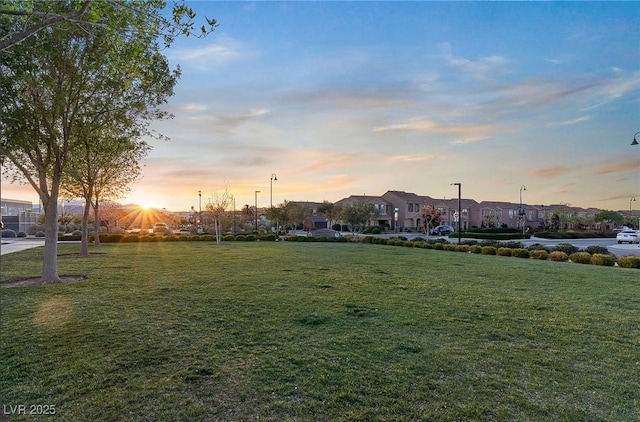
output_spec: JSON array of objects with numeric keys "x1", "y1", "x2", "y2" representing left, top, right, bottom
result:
[
  {"x1": 0, "y1": 1, "x2": 210, "y2": 282},
  {"x1": 339, "y1": 201, "x2": 377, "y2": 236},
  {"x1": 0, "y1": 0, "x2": 217, "y2": 51}
]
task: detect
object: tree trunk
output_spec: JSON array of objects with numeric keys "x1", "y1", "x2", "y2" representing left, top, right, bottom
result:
[
  {"x1": 41, "y1": 197, "x2": 62, "y2": 284},
  {"x1": 79, "y1": 198, "x2": 91, "y2": 256},
  {"x1": 93, "y1": 203, "x2": 101, "y2": 246}
]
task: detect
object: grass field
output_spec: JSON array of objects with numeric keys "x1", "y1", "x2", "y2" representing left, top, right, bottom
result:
[{"x1": 1, "y1": 242, "x2": 639, "y2": 421}]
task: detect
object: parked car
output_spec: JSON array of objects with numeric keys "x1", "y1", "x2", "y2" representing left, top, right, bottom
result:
[
  {"x1": 616, "y1": 230, "x2": 639, "y2": 244},
  {"x1": 310, "y1": 228, "x2": 341, "y2": 238},
  {"x1": 430, "y1": 225, "x2": 454, "y2": 236},
  {"x1": 153, "y1": 222, "x2": 170, "y2": 235}
]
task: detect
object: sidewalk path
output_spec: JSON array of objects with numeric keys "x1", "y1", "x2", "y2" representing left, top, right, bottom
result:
[{"x1": 1, "y1": 238, "x2": 45, "y2": 255}]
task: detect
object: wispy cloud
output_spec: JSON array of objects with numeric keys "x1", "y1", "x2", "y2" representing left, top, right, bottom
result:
[
  {"x1": 530, "y1": 166, "x2": 572, "y2": 178},
  {"x1": 372, "y1": 117, "x2": 498, "y2": 144},
  {"x1": 388, "y1": 154, "x2": 448, "y2": 163},
  {"x1": 592, "y1": 159, "x2": 639, "y2": 175},
  {"x1": 168, "y1": 35, "x2": 254, "y2": 70},
  {"x1": 546, "y1": 115, "x2": 591, "y2": 127}
]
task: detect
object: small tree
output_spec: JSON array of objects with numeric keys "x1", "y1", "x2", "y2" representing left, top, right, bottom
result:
[
  {"x1": 205, "y1": 188, "x2": 234, "y2": 245},
  {"x1": 420, "y1": 202, "x2": 442, "y2": 234},
  {"x1": 339, "y1": 201, "x2": 377, "y2": 237}
]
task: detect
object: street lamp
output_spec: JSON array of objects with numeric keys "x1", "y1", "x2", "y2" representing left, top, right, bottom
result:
[
  {"x1": 198, "y1": 190, "x2": 202, "y2": 229},
  {"x1": 255, "y1": 190, "x2": 261, "y2": 233},
  {"x1": 451, "y1": 183, "x2": 461, "y2": 243},
  {"x1": 270, "y1": 173, "x2": 278, "y2": 233},
  {"x1": 632, "y1": 132, "x2": 639, "y2": 146},
  {"x1": 631, "y1": 197, "x2": 636, "y2": 213},
  {"x1": 520, "y1": 185, "x2": 527, "y2": 237},
  {"x1": 270, "y1": 173, "x2": 277, "y2": 209}
]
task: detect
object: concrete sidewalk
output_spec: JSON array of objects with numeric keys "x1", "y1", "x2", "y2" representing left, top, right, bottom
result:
[{"x1": 1, "y1": 238, "x2": 45, "y2": 255}]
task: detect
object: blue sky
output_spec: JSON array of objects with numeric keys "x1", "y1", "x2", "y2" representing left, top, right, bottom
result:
[{"x1": 3, "y1": 1, "x2": 639, "y2": 211}]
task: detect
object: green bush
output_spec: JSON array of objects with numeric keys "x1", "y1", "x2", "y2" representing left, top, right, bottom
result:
[
  {"x1": 511, "y1": 248, "x2": 530, "y2": 259},
  {"x1": 454, "y1": 245, "x2": 470, "y2": 253},
  {"x1": 590, "y1": 254, "x2": 615, "y2": 267},
  {"x1": 433, "y1": 243, "x2": 445, "y2": 250},
  {"x1": 549, "y1": 251, "x2": 569, "y2": 262},
  {"x1": 2, "y1": 229, "x2": 17, "y2": 238},
  {"x1": 583, "y1": 246, "x2": 611, "y2": 256},
  {"x1": 481, "y1": 246, "x2": 496, "y2": 255},
  {"x1": 139, "y1": 235, "x2": 157, "y2": 242},
  {"x1": 529, "y1": 250, "x2": 549, "y2": 260},
  {"x1": 553, "y1": 243, "x2": 579, "y2": 255},
  {"x1": 234, "y1": 234, "x2": 247, "y2": 241},
  {"x1": 569, "y1": 252, "x2": 592, "y2": 264},
  {"x1": 371, "y1": 226, "x2": 381, "y2": 234},
  {"x1": 120, "y1": 235, "x2": 139, "y2": 243},
  {"x1": 35, "y1": 231, "x2": 45, "y2": 238},
  {"x1": 527, "y1": 243, "x2": 550, "y2": 252},
  {"x1": 618, "y1": 255, "x2": 640, "y2": 269},
  {"x1": 470, "y1": 245, "x2": 482, "y2": 254},
  {"x1": 497, "y1": 247, "x2": 512, "y2": 256},
  {"x1": 223, "y1": 235, "x2": 235, "y2": 241},
  {"x1": 245, "y1": 234, "x2": 257, "y2": 241},
  {"x1": 259, "y1": 234, "x2": 277, "y2": 241}
]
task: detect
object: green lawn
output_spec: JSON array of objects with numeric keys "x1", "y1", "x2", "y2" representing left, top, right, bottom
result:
[{"x1": 1, "y1": 242, "x2": 639, "y2": 421}]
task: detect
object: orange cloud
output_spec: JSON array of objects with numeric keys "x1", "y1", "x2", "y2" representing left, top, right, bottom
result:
[{"x1": 529, "y1": 166, "x2": 572, "y2": 178}]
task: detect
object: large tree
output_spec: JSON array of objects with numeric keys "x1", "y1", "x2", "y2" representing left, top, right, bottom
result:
[
  {"x1": 0, "y1": 1, "x2": 206, "y2": 283},
  {"x1": 0, "y1": 0, "x2": 217, "y2": 51}
]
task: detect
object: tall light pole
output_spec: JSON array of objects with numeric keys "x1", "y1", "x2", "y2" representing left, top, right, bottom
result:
[
  {"x1": 631, "y1": 197, "x2": 636, "y2": 213},
  {"x1": 255, "y1": 190, "x2": 261, "y2": 233},
  {"x1": 270, "y1": 173, "x2": 278, "y2": 233},
  {"x1": 270, "y1": 173, "x2": 277, "y2": 209},
  {"x1": 198, "y1": 190, "x2": 202, "y2": 231},
  {"x1": 451, "y1": 183, "x2": 461, "y2": 243},
  {"x1": 632, "y1": 132, "x2": 639, "y2": 146},
  {"x1": 520, "y1": 185, "x2": 527, "y2": 237}
]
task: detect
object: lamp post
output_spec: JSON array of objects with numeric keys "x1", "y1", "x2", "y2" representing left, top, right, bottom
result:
[
  {"x1": 198, "y1": 190, "x2": 202, "y2": 230},
  {"x1": 451, "y1": 183, "x2": 461, "y2": 243},
  {"x1": 632, "y1": 132, "x2": 639, "y2": 237},
  {"x1": 631, "y1": 197, "x2": 636, "y2": 213},
  {"x1": 255, "y1": 190, "x2": 261, "y2": 234},
  {"x1": 520, "y1": 185, "x2": 527, "y2": 237},
  {"x1": 270, "y1": 173, "x2": 278, "y2": 233}
]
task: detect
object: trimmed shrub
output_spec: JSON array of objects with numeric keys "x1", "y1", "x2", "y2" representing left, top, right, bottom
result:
[
  {"x1": 529, "y1": 249, "x2": 549, "y2": 260},
  {"x1": 590, "y1": 254, "x2": 615, "y2": 267},
  {"x1": 569, "y1": 252, "x2": 592, "y2": 264},
  {"x1": 139, "y1": 235, "x2": 157, "y2": 242},
  {"x1": 177, "y1": 235, "x2": 191, "y2": 241},
  {"x1": 234, "y1": 234, "x2": 247, "y2": 241},
  {"x1": 121, "y1": 235, "x2": 139, "y2": 243},
  {"x1": 35, "y1": 231, "x2": 45, "y2": 238},
  {"x1": 1, "y1": 229, "x2": 17, "y2": 238},
  {"x1": 72, "y1": 230, "x2": 82, "y2": 236},
  {"x1": 583, "y1": 245, "x2": 611, "y2": 256},
  {"x1": 553, "y1": 243, "x2": 579, "y2": 255},
  {"x1": 223, "y1": 235, "x2": 235, "y2": 241},
  {"x1": 433, "y1": 243, "x2": 445, "y2": 250},
  {"x1": 481, "y1": 246, "x2": 496, "y2": 255},
  {"x1": 511, "y1": 248, "x2": 530, "y2": 259},
  {"x1": 497, "y1": 247, "x2": 512, "y2": 256},
  {"x1": 454, "y1": 245, "x2": 470, "y2": 253},
  {"x1": 371, "y1": 226, "x2": 381, "y2": 234},
  {"x1": 200, "y1": 235, "x2": 215, "y2": 241},
  {"x1": 259, "y1": 234, "x2": 277, "y2": 241},
  {"x1": 245, "y1": 234, "x2": 257, "y2": 241},
  {"x1": 470, "y1": 245, "x2": 482, "y2": 254},
  {"x1": 549, "y1": 251, "x2": 569, "y2": 262},
  {"x1": 17, "y1": 231, "x2": 27, "y2": 238},
  {"x1": 618, "y1": 255, "x2": 640, "y2": 269},
  {"x1": 527, "y1": 243, "x2": 550, "y2": 252}
]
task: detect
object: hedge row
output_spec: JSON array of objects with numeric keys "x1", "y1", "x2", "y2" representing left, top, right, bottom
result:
[
  {"x1": 357, "y1": 236, "x2": 640, "y2": 269},
  {"x1": 84, "y1": 233, "x2": 278, "y2": 243}
]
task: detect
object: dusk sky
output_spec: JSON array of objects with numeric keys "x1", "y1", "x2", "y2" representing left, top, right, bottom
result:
[{"x1": 3, "y1": 1, "x2": 639, "y2": 212}]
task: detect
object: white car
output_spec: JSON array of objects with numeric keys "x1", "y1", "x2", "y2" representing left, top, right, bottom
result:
[{"x1": 616, "y1": 230, "x2": 639, "y2": 244}]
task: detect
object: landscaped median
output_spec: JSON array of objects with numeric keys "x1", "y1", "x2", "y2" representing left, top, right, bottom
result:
[{"x1": 58, "y1": 231, "x2": 640, "y2": 269}]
